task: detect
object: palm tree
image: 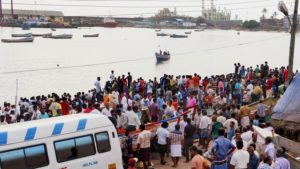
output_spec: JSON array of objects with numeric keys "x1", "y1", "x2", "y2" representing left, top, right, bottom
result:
[{"x1": 262, "y1": 8, "x2": 267, "y2": 19}]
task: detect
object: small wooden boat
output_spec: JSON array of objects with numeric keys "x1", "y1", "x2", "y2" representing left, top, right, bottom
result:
[
  {"x1": 194, "y1": 28, "x2": 204, "y2": 32},
  {"x1": 2, "y1": 37, "x2": 34, "y2": 43},
  {"x1": 156, "y1": 33, "x2": 169, "y2": 36},
  {"x1": 155, "y1": 52, "x2": 170, "y2": 62},
  {"x1": 83, "y1": 34, "x2": 99, "y2": 38},
  {"x1": 118, "y1": 107, "x2": 195, "y2": 150},
  {"x1": 48, "y1": 34, "x2": 73, "y2": 39},
  {"x1": 32, "y1": 33, "x2": 52, "y2": 37},
  {"x1": 170, "y1": 34, "x2": 188, "y2": 38},
  {"x1": 11, "y1": 33, "x2": 32, "y2": 37},
  {"x1": 185, "y1": 31, "x2": 192, "y2": 34}
]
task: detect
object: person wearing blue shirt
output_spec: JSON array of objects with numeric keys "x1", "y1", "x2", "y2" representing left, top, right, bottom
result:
[
  {"x1": 247, "y1": 144, "x2": 260, "y2": 169},
  {"x1": 38, "y1": 108, "x2": 49, "y2": 119},
  {"x1": 157, "y1": 95, "x2": 165, "y2": 111},
  {"x1": 212, "y1": 128, "x2": 235, "y2": 169}
]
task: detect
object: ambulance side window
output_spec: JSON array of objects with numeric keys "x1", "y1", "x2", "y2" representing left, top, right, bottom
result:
[
  {"x1": 0, "y1": 144, "x2": 49, "y2": 169},
  {"x1": 54, "y1": 135, "x2": 96, "y2": 163},
  {"x1": 95, "y1": 132, "x2": 111, "y2": 153}
]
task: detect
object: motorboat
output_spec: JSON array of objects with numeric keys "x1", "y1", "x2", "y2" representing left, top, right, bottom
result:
[
  {"x1": 185, "y1": 31, "x2": 192, "y2": 34},
  {"x1": 11, "y1": 33, "x2": 32, "y2": 37},
  {"x1": 194, "y1": 28, "x2": 204, "y2": 32},
  {"x1": 83, "y1": 34, "x2": 99, "y2": 38},
  {"x1": 45, "y1": 34, "x2": 73, "y2": 39},
  {"x1": 170, "y1": 34, "x2": 188, "y2": 38},
  {"x1": 32, "y1": 33, "x2": 52, "y2": 37},
  {"x1": 155, "y1": 29, "x2": 161, "y2": 32},
  {"x1": 156, "y1": 33, "x2": 169, "y2": 36},
  {"x1": 155, "y1": 52, "x2": 170, "y2": 62},
  {"x1": 2, "y1": 37, "x2": 34, "y2": 43}
]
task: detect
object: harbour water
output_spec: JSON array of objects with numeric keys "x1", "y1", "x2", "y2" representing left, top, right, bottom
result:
[{"x1": 0, "y1": 27, "x2": 299, "y2": 102}]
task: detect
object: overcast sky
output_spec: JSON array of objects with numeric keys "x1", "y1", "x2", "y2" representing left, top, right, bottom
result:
[{"x1": 1, "y1": 0, "x2": 298, "y2": 20}]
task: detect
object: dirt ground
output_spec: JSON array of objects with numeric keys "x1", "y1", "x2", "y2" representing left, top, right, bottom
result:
[{"x1": 150, "y1": 152, "x2": 190, "y2": 169}]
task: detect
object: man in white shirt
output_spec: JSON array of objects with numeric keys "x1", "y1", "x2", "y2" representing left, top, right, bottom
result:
[
  {"x1": 116, "y1": 109, "x2": 127, "y2": 129},
  {"x1": 101, "y1": 104, "x2": 112, "y2": 117},
  {"x1": 223, "y1": 113, "x2": 239, "y2": 132},
  {"x1": 241, "y1": 127, "x2": 253, "y2": 143},
  {"x1": 265, "y1": 136, "x2": 275, "y2": 161},
  {"x1": 230, "y1": 140, "x2": 249, "y2": 169},
  {"x1": 126, "y1": 106, "x2": 141, "y2": 131},
  {"x1": 199, "y1": 110, "x2": 212, "y2": 149},
  {"x1": 136, "y1": 124, "x2": 152, "y2": 169},
  {"x1": 156, "y1": 122, "x2": 170, "y2": 165},
  {"x1": 90, "y1": 103, "x2": 101, "y2": 115},
  {"x1": 110, "y1": 70, "x2": 115, "y2": 82},
  {"x1": 94, "y1": 77, "x2": 102, "y2": 102}
]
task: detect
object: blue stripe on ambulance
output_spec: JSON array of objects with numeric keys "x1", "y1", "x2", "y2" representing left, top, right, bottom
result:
[
  {"x1": 77, "y1": 119, "x2": 87, "y2": 131},
  {"x1": 24, "y1": 127, "x2": 37, "y2": 141},
  {"x1": 0, "y1": 132, "x2": 8, "y2": 145},
  {"x1": 52, "y1": 123, "x2": 64, "y2": 136}
]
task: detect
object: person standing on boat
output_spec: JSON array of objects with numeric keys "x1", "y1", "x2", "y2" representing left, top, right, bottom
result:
[
  {"x1": 156, "y1": 122, "x2": 170, "y2": 165},
  {"x1": 136, "y1": 124, "x2": 152, "y2": 169},
  {"x1": 110, "y1": 70, "x2": 115, "y2": 82},
  {"x1": 94, "y1": 77, "x2": 102, "y2": 102}
]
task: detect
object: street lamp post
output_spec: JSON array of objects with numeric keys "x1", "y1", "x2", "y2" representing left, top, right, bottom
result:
[{"x1": 278, "y1": 0, "x2": 299, "y2": 83}]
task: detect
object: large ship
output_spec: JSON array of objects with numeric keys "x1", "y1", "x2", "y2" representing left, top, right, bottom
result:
[{"x1": 99, "y1": 17, "x2": 118, "y2": 28}]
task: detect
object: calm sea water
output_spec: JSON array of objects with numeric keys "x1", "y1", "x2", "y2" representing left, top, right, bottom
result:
[{"x1": 0, "y1": 27, "x2": 299, "y2": 102}]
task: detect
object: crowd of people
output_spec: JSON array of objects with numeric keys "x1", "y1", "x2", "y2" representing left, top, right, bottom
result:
[{"x1": 0, "y1": 62, "x2": 295, "y2": 169}]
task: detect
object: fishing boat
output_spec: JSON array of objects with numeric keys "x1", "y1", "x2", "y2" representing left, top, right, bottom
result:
[
  {"x1": 185, "y1": 31, "x2": 192, "y2": 34},
  {"x1": 194, "y1": 28, "x2": 204, "y2": 32},
  {"x1": 11, "y1": 33, "x2": 32, "y2": 37},
  {"x1": 253, "y1": 126, "x2": 300, "y2": 169},
  {"x1": 155, "y1": 52, "x2": 171, "y2": 62},
  {"x1": 1, "y1": 37, "x2": 34, "y2": 43},
  {"x1": 156, "y1": 33, "x2": 169, "y2": 36},
  {"x1": 47, "y1": 34, "x2": 73, "y2": 39},
  {"x1": 32, "y1": 33, "x2": 52, "y2": 37},
  {"x1": 83, "y1": 34, "x2": 99, "y2": 38},
  {"x1": 118, "y1": 107, "x2": 195, "y2": 150},
  {"x1": 170, "y1": 34, "x2": 188, "y2": 38},
  {"x1": 98, "y1": 17, "x2": 118, "y2": 28}
]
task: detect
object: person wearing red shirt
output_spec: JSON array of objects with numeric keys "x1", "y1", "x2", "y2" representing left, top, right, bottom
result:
[
  {"x1": 192, "y1": 74, "x2": 200, "y2": 93},
  {"x1": 284, "y1": 67, "x2": 289, "y2": 82},
  {"x1": 60, "y1": 98, "x2": 69, "y2": 115}
]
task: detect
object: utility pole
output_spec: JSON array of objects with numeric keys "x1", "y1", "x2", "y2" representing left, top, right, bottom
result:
[
  {"x1": 11, "y1": 0, "x2": 13, "y2": 17},
  {"x1": 0, "y1": 0, "x2": 2, "y2": 20},
  {"x1": 288, "y1": 0, "x2": 299, "y2": 83}
]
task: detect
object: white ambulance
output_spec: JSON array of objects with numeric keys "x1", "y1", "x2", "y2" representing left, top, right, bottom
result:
[{"x1": 0, "y1": 114, "x2": 123, "y2": 169}]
